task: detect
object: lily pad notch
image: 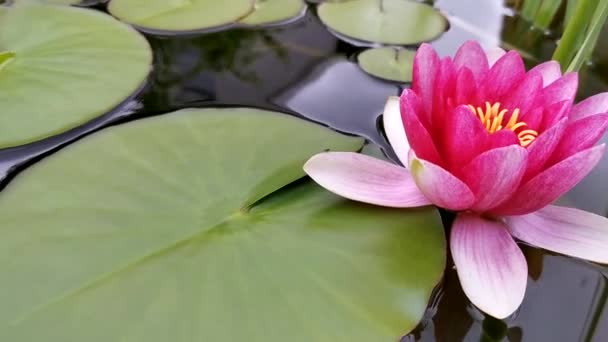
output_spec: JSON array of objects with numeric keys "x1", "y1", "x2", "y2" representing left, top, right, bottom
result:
[
  {"x1": 0, "y1": 107, "x2": 446, "y2": 342},
  {"x1": 317, "y1": 0, "x2": 448, "y2": 45},
  {"x1": 0, "y1": 2, "x2": 152, "y2": 148},
  {"x1": 107, "y1": 0, "x2": 307, "y2": 34}
]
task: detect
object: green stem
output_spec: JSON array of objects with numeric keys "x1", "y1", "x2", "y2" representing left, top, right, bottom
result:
[
  {"x1": 566, "y1": 0, "x2": 608, "y2": 72},
  {"x1": 0, "y1": 50, "x2": 15, "y2": 72},
  {"x1": 552, "y1": 0, "x2": 597, "y2": 70}
]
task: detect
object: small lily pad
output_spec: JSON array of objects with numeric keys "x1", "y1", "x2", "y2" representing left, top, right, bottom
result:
[
  {"x1": 108, "y1": 0, "x2": 254, "y2": 33},
  {"x1": 358, "y1": 47, "x2": 414, "y2": 82},
  {"x1": 0, "y1": 3, "x2": 151, "y2": 148},
  {"x1": 0, "y1": 108, "x2": 446, "y2": 341},
  {"x1": 239, "y1": 0, "x2": 306, "y2": 26},
  {"x1": 318, "y1": 0, "x2": 448, "y2": 45}
]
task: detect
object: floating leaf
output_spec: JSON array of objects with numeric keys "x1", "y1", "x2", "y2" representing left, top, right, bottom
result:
[
  {"x1": 0, "y1": 108, "x2": 446, "y2": 342},
  {"x1": 0, "y1": 3, "x2": 151, "y2": 148},
  {"x1": 358, "y1": 47, "x2": 414, "y2": 82},
  {"x1": 108, "y1": 0, "x2": 253, "y2": 33},
  {"x1": 239, "y1": 0, "x2": 306, "y2": 26},
  {"x1": 318, "y1": 0, "x2": 447, "y2": 45}
]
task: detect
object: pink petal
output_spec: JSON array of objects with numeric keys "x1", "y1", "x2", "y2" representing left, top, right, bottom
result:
[
  {"x1": 492, "y1": 144, "x2": 606, "y2": 216},
  {"x1": 481, "y1": 50, "x2": 526, "y2": 100},
  {"x1": 539, "y1": 100, "x2": 570, "y2": 132},
  {"x1": 485, "y1": 47, "x2": 506, "y2": 67},
  {"x1": 506, "y1": 205, "x2": 608, "y2": 264},
  {"x1": 570, "y1": 92, "x2": 608, "y2": 120},
  {"x1": 453, "y1": 67, "x2": 477, "y2": 106},
  {"x1": 522, "y1": 118, "x2": 567, "y2": 182},
  {"x1": 529, "y1": 61, "x2": 562, "y2": 87},
  {"x1": 548, "y1": 113, "x2": 608, "y2": 163},
  {"x1": 453, "y1": 40, "x2": 489, "y2": 81},
  {"x1": 501, "y1": 70, "x2": 543, "y2": 116},
  {"x1": 400, "y1": 89, "x2": 443, "y2": 165},
  {"x1": 382, "y1": 96, "x2": 410, "y2": 167},
  {"x1": 461, "y1": 145, "x2": 528, "y2": 211},
  {"x1": 542, "y1": 72, "x2": 578, "y2": 106},
  {"x1": 451, "y1": 214, "x2": 528, "y2": 319},
  {"x1": 412, "y1": 43, "x2": 440, "y2": 123},
  {"x1": 487, "y1": 129, "x2": 519, "y2": 149},
  {"x1": 303, "y1": 152, "x2": 431, "y2": 208},
  {"x1": 442, "y1": 105, "x2": 489, "y2": 169},
  {"x1": 409, "y1": 153, "x2": 476, "y2": 210}
]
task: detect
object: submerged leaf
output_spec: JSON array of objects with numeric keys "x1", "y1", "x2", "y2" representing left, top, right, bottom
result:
[
  {"x1": 318, "y1": 0, "x2": 447, "y2": 45},
  {"x1": 0, "y1": 108, "x2": 446, "y2": 342},
  {"x1": 0, "y1": 3, "x2": 151, "y2": 147}
]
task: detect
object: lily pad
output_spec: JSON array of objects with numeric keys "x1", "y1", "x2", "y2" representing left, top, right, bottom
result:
[
  {"x1": 107, "y1": 0, "x2": 253, "y2": 33},
  {"x1": 0, "y1": 108, "x2": 446, "y2": 342},
  {"x1": 0, "y1": 3, "x2": 151, "y2": 148},
  {"x1": 358, "y1": 47, "x2": 414, "y2": 82},
  {"x1": 318, "y1": 0, "x2": 448, "y2": 45},
  {"x1": 239, "y1": 0, "x2": 307, "y2": 26}
]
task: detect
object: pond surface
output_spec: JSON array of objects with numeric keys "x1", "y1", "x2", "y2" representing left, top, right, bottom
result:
[{"x1": 1, "y1": 0, "x2": 608, "y2": 341}]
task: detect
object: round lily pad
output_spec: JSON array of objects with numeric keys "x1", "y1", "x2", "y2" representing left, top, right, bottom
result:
[
  {"x1": 239, "y1": 0, "x2": 307, "y2": 26},
  {"x1": 0, "y1": 3, "x2": 151, "y2": 148},
  {"x1": 107, "y1": 0, "x2": 253, "y2": 33},
  {"x1": 318, "y1": 0, "x2": 448, "y2": 45},
  {"x1": 0, "y1": 108, "x2": 446, "y2": 342},
  {"x1": 358, "y1": 47, "x2": 415, "y2": 82}
]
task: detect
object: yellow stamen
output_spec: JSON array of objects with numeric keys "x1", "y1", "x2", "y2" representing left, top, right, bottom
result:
[{"x1": 466, "y1": 103, "x2": 538, "y2": 147}]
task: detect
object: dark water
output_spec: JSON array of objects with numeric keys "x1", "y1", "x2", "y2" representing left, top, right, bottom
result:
[{"x1": 2, "y1": 1, "x2": 608, "y2": 341}]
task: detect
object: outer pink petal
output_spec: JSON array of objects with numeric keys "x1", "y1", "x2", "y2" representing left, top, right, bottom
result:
[
  {"x1": 303, "y1": 152, "x2": 431, "y2": 208},
  {"x1": 409, "y1": 153, "x2": 476, "y2": 210},
  {"x1": 461, "y1": 145, "x2": 528, "y2": 211},
  {"x1": 506, "y1": 205, "x2": 608, "y2": 264},
  {"x1": 542, "y1": 72, "x2": 578, "y2": 106},
  {"x1": 454, "y1": 40, "x2": 489, "y2": 81},
  {"x1": 442, "y1": 105, "x2": 489, "y2": 169},
  {"x1": 451, "y1": 214, "x2": 528, "y2": 319},
  {"x1": 492, "y1": 144, "x2": 606, "y2": 216},
  {"x1": 548, "y1": 113, "x2": 608, "y2": 163},
  {"x1": 522, "y1": 118, "x2": 567, "y2": 181},
  {"x1": 401, "y1": 89, "x2": 443, "y2": 165},
  {"x1": 529, "y1": 61, "x2": 562, "y2": 87},
  {"x1": 382, "y1": 96, "x2": 410, "y2": 167},
  {"x1": 412, "y1": 43, "x2": 440, "y2": 122},
  {"x1": 485, "y1": 47, "x2": 506, "y2": 67},
  {"x1": 570, "y1": 92, "x2": 608, "y2": 120}
]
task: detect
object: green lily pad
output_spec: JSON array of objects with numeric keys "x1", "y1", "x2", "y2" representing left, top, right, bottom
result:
[
  {"x1": 358, "y1": 47, "x2": 415, "y2": 82},
  {"x1": 239, "y1": 0, "x2": 306, "y2": 26},
  {"x1": 318, "y1": 0, "x2": 448, "y2": 45},
  {"x1": 108, "y1": 0, "x2": 253, "y2": 33},
  {"x1": 0, "y1": 108, "x2": 446, "y2": 342},
  {"x1": 0, "y1": 3, "x2": 151, "y2": 148}
]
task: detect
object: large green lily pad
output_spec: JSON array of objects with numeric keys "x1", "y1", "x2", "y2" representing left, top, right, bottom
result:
[
  {"x1": 0, "y1": 108, "x2": 446, "y2": 341},
  {"x1": 358, "y1": 47, "x2": 415, "y2": 82},
  {"x1": 108, "y1": 0, "x2": 253, "y2": 33},
  {"x1": 239, "y1": 0, "x2": 306, "y2": 26},
  {"x1": 318, "y1": 0, "x2": 447, "y2": 45},
  {"x1": 0, "y1": 3, "x2": 151, "y2": 148}
]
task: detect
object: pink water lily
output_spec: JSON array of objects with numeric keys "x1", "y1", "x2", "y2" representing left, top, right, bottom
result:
[{"x1": 304, "y1": 41, "x2": 608, "y2": 319}]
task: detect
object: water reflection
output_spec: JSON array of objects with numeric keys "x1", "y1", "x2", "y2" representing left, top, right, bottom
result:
[{"x1": 272, "y1": 57, "x2": 400, "y2": 145}]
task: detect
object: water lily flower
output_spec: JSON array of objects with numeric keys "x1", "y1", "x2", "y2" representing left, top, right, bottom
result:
[{"x1": 303, "y1": 41, "x2": 608, "y2": 319}]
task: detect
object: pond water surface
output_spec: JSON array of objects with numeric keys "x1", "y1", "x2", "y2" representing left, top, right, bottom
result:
[{"x1": 2, "y1": 1, "x2": 608, "y2": 341}]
